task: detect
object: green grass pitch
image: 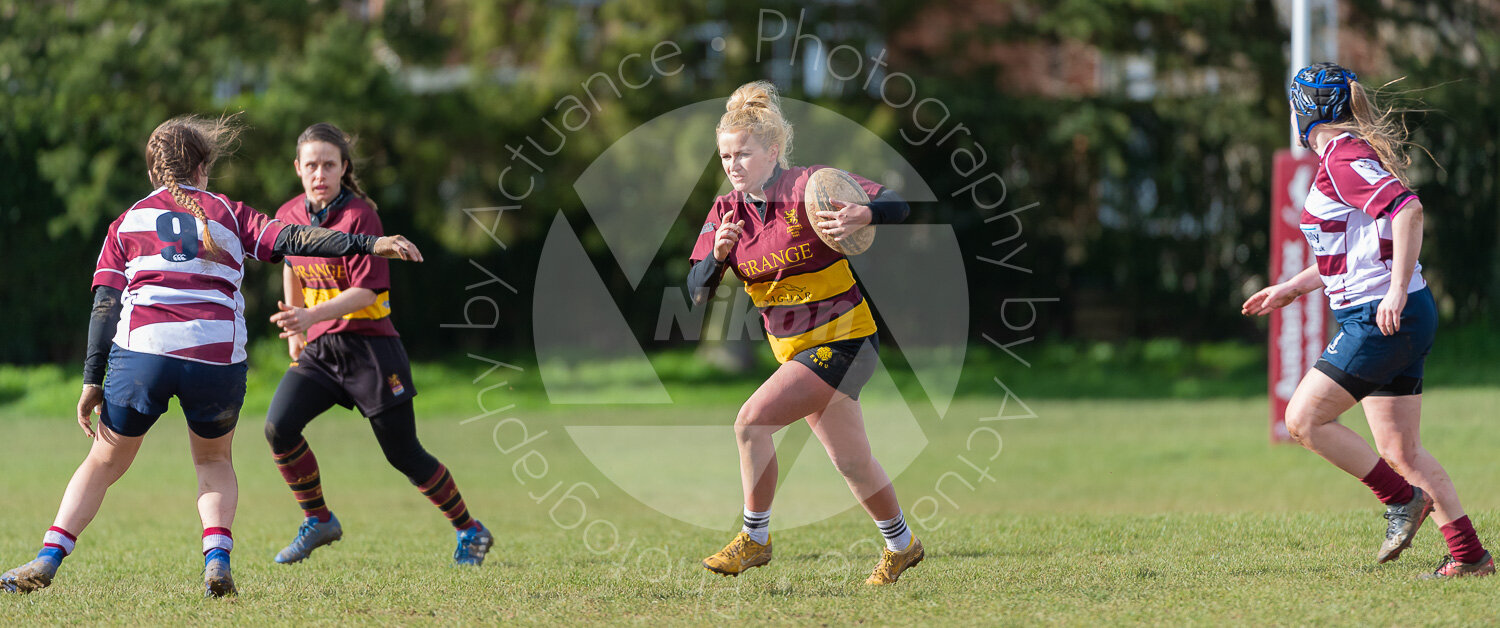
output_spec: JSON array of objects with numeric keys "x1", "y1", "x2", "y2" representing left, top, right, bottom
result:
[{"x1": 2, "y1": 380, "x2": 1497, "y2": 624}]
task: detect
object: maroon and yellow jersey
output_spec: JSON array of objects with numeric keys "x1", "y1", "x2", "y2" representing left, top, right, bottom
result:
[
  {"x1": 691, "y1": 165, "x2": 883, "y2": 362},
  {"x1": 276, "y1": 194, "x2": 397, "y2": 341}
]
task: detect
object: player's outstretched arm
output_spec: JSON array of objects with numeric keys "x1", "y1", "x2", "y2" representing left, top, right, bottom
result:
[
  {"x1": 273, "y1": 225, "x2": 424, "y2": 262},
  {"x1": 372, "y1": 234, "x2": 423, "y2": 261},
  {"x1": 1241, "y1": 265, "x2": 1321, "y2": 316}
]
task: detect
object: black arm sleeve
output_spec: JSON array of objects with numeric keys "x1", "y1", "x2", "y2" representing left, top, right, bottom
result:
[
  {"x1": 83, "y1": 285, "x2": 123, "y2": 386},
  {"x1": 687, "y1": 257, "x2": 728, "y2": 305},
  {"x1": 868, "y1": 188, "x2": 910, "y2": 225},
  {"x1": 273, "y1": 224, "x2": 379, "y2": 258},
  {"x1": 1384, "y1": 191, "x2": 1418, "y2": 217}
]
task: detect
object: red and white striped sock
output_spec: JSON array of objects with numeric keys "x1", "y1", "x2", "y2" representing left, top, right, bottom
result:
[
  {"x1": 39, "y1": 526, "x2": 77, "y2": 562},
  {"x1": 202, "y1": 527, "x2": 233, "y2": 562}
]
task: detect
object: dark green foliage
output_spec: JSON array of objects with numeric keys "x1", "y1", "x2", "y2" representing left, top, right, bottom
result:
[{"x1": 2, "y1": 0, "x2": 1497, "y2": 365}]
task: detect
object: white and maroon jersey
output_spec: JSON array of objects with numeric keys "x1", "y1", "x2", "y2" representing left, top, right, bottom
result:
[
  {"x1": 1300, "y1": 133, "x2": 1424, "y2": 309},
  {"x1": 92, "y1": 186, "x2": 288, "y2": 365}
]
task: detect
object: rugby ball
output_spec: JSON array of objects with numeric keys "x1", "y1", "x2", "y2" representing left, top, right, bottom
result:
[{"x1": 805, "y1": 168, "x2": 875, "y2": 256}]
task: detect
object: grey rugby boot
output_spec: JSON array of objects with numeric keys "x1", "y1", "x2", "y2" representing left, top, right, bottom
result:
[
  {"x1": 0, "y1": 558, "x2": 59, "y2": 594},
  {"x1": 1377, "y1": 486, "x2": 1434, "y2": 563},
  {"x1": 275, "y1": 514, "x2": 343, "y2": 564}
]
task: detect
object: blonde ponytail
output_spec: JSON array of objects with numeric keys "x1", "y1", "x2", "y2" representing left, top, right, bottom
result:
[
  {"x1": 1325, "y1": 80, "x2": 1434, "y2": 189},
  {"x1": 717, "y1": 80, "x2": 793, "y2": 169}
]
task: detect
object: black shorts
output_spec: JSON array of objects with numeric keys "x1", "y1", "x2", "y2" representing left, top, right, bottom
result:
[
  {"x1": 790, "y1": 335, "x2": 879, "y2": 399},
  {"x1": 291, "y1": 333, "x2": 417, "y2": 416}
]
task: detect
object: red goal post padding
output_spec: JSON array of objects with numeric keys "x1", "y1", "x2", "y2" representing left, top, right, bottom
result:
[{"x1": 1269, "y1": 149, "x2": 1326, "y2": 443}]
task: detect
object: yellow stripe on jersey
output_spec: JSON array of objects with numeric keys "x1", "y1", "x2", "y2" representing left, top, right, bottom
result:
[
  {"x1": 302, "y1": 288, "x2": 392, "y2": 321},
  {"x1": 743, "y1": 258, "x2": 858, "y2": 308},
  {"x1": 766, "y1": 299, "x2": 878, "y2": 363}
]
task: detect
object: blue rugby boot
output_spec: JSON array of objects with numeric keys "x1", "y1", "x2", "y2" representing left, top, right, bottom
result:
[
  {"x1": 203, "y1": 550, "x2": 236, "y2": 598},
  {"x1": 275, "y1": 514, "x2": 343, "y2": 564},
  {"x1": 454, "y1": 524, "x2": 493, "y2": 566},
  {"x1": 0, "y1": 557, "x2": 59, "y2": 594}
]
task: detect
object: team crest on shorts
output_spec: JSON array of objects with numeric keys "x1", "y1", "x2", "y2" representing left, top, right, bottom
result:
[
  {"x1": 811, "y1": 346, "x2": 833, "y2": 368},
  {"x1": 387, "y1": 374, "x2": 406, "y2": 397},
  {"x1": 701, "y1": 222, "x2": 716, "y2": 235}
]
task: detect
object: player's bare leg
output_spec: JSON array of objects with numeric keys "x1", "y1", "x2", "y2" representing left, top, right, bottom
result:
[
  {"x1": 1365, "y1": 395, "x2": 1459, "y2": 523},
  {"x1": 1283, "y1": 369, "x2": 1372, "y2": 473},
  {"x1": 189, "y1": 429, "x2": 238, "y2": 597},
  {"x1": 190, "y1": 429, "x2": 238, "y2": 530},
  {"x1": 2, "y1": 424, "x2": 142, "y2": 593},
  {"x1": 734, "y1": 362, "x2": 839, "y2": 511},
  {"x1": 704, "y1": 363, "x2": 835, "y2": 576},
  {"x1": 1366, "y1": 395, "x2": 1491, "y2": 575},
  {"x1": 808, "y1": 396, "x2": 922, "y2": 584},
  {"x1": 807, "y1": 396, "x2": 898, "y2": 520},
  {"x1": 1286, "y1": 369, "x2": 1431, "y2": 563},
  {"x1": 53, "y1": 424, "x2": 145, "y2": 532}
]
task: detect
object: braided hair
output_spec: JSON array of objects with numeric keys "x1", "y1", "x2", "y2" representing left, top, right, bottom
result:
[
  {"x1": 296, "y1": 122, "x2": 377, "y2": 210},
  {"x1": 145, "y1": 115, "x2": 241, "y2": 257}
]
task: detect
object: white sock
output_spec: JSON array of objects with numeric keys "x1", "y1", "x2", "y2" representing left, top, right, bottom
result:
[
  {"x1": 742, "y1": 507, "x2": 770, "y2": 545},
  {"x1": 875, "y1": 510, "x2": 911, "y2": 551}
]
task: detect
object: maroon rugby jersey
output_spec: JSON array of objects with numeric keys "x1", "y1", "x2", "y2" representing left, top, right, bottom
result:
[
  {"x1": 93, "y1": 186, "x2": 287, "y2": 365},
  {"x1": 691, "y1": 165, "x2": 884, "y2": 362},
  {"x1": 1300, "y1": 133, "x2": 1424, "y2": 308},
  {"x1": 276, "y1": 194, "x2": 398, "y2": 341}
]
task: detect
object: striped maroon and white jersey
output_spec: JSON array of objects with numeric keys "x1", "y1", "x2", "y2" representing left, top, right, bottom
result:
[
  {"x1": 92, "y1": 186, "x2": 288, "y2": 365},
  {"x1": 1300, "y1": 133, "x2": 1423, "y2": 310}
]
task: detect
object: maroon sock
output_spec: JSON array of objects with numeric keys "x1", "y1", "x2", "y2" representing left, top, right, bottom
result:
[
  {"x1": 1359, "y1": 459, "x2": 1414, "y2": 505},
  {"x1": 1440, "y1": 516, "x2": 1487, "y2": 564},
  {"x1": 272, "y1": 438, "x2": 333, "y2": 522},
  {"x1": 416, "y1": 465, "x2": 478, "y2": 531}
]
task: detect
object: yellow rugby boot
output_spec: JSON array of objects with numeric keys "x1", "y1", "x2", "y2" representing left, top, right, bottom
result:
[
  {"x1": 865, "y1": 536, "x2": 924, "y2": 585},
  {"x1": 702, "y1": 532, "x2": 771, "y2": 577}
]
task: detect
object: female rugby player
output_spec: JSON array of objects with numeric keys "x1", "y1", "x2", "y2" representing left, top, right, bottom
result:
[
  {"x1": 690, "y1": 81, "x2": 920, "y2": 584},
  {"x1": 262, "y1": 123, "x2": 492, "y2": 567},
  {"x1": 0, "y1": 115, "x2": 423, "y2": 597},
  {"x1": 1243, "y1": 63, "x2": 1491, "y2": 578}
]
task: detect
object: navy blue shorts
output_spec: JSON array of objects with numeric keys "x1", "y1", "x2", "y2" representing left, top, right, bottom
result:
[
  {"x1": 100, "y1": 347, "x2": 247, "y2": 439},
  {"x1": 1315, "y1": 287, "x2": 1436, "y2": 400}
]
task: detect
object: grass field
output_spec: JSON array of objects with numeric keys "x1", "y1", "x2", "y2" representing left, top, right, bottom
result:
[{"x1": 2, "y1": 357, "x2": 1499, "y2": 625}]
